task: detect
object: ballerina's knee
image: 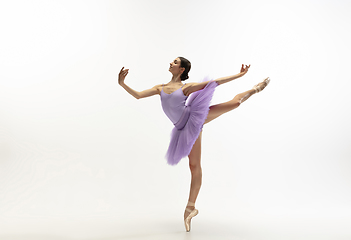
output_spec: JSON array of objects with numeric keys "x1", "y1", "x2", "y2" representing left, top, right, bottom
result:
[
  {"x1": 231, "y1": 100, "x2": 241, "y2": 109},
  {"x1": 189, "y1": 161, "x2": 201, "y2": 172}
]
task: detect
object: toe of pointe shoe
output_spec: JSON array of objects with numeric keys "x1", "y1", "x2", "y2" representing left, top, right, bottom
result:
[{"x1": 184, "y1": 209, "x2": 199, "y2": 232}]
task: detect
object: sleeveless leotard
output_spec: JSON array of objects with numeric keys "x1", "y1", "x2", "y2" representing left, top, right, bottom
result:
[
  {"x1": 161, "y1": 84, "x2": 188, "y2": 125},
  {"x1": 160, "y1": 78, "x2": 218, "y2": 165}
]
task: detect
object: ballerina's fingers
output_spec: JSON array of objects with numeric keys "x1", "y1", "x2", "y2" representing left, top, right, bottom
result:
[
  {"x1": 241, "y1": 64, "x2": 251, "y2": 73},
  {"x1": 119, "y1": 67, "x2": 129, "y2": 76},
  {"x1": 118, "y1": 67, "x2": 129, "y2": 84}
]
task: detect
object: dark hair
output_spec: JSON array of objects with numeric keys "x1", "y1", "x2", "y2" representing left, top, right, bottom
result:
[{"x1": 178, "y1": 56, "x2": 191, "y2": 81}]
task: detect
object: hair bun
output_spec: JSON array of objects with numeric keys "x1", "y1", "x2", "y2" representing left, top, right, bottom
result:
[
  {"x1": 179, "y1": 57, "x2": 191, "y2": 81},
  {"x1": 181, "y1": 73, "x2": 189, "y2": 81}
]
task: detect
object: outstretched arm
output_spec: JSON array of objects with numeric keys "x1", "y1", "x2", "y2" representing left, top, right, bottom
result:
[
  {"x1": 183, "y1": 64, "x2": 250, "y2": 96},
  {"x1": 118, "y1": 67, "x2": 161, "y2": 99},
  {"x1": 215, "y1": 64, "x2": 250, "y2": 85}
]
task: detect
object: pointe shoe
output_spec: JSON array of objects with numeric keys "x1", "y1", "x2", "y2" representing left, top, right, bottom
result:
[
  {"x1": 184, "y1": 201, "x2": 198, "y2": 232},
  {"x1": 252, "y1": 77, "x2": 270, "y2": 93}
]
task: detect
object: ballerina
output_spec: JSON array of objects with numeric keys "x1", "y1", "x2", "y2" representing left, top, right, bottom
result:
[{"x1": 118, "y1": 57, "x2": 269, "y2": 232}]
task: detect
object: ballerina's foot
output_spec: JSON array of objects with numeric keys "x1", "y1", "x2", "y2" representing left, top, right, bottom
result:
[
  {"x1": 253, "y1": 77, "x2": 270, "y2": 93},
  {"x1": 184, "y1": 204, "x2": 198, "y2": 232},
  {"x1": 184, "y1": 206, "x2": 194, "y2": 221}
]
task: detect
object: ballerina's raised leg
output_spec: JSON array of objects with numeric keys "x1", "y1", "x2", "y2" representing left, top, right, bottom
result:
[
  {"x1": 205, "y1": 77, "x2": 270, "y2": 124},
  {"x1": 183, "y1": 77, "x2": 270, "y2": 232}
]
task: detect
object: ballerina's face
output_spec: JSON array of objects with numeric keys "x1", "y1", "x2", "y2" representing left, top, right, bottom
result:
[{"x1": 169, "y1": 58, "x2": 184, "y2": 76}]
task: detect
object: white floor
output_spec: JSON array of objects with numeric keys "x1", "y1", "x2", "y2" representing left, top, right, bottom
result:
[{"x1": 1, "y1": 209, "x2": 350, "y2": 240}]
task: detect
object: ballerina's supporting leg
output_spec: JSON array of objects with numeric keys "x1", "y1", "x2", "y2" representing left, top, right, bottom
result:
[{"x1": 184, "y1": 131, "x2": 202, "y2": 224}]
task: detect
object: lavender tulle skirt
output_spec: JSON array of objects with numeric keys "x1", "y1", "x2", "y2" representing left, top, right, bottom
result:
[{"x1": 166, "y1": 78, "x2": 218, "y2": 165}]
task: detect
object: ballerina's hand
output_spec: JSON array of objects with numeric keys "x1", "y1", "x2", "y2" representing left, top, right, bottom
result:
[
  {"x1": 240, "y1": 64, "x2": 251, "y2": 75},
  {"x1": 118, "y1": 67, "x2": 129, "y2": 85}
]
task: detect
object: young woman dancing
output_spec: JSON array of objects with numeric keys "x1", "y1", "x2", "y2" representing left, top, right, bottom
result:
[{"x1": 118, "y1": 57, "x2": 270, "y2": 232}]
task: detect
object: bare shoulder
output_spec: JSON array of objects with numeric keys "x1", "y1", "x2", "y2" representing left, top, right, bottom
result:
[
  {"x1": 153, "y1": 84, "x2": 163, "y2": 94},
  {"x1": 182, "y1": 82, "x2": 196, "y2": 96},
  {"x1": 183, "y1": 82, "x2": 196, "y2": 89},
  {"x1": 183, "y1": 81, "x2": 212, "y2": 96}
]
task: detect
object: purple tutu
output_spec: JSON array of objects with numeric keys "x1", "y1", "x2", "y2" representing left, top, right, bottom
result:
[{"x1": 161, "y1": 78, "x2": 218, "y2": 165}]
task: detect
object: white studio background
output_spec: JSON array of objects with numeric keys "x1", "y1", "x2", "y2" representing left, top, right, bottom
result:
[{"x1": 0, "y1": 0, "x2": 350, "y2": 240}]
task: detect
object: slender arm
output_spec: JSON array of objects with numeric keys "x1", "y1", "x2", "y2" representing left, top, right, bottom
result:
[
  {"x1": 183, "y1": 73, "x2": 244, "y2": 96},
  {"x1": 183, "y1": 64, "x2": 250, "y2": 96},
  {"x1": 214, "y1": 72, "x2": 245, "y2": 85},
  {"x1": 120, "y1": 82, "x2": 160, "y2": 99},
  {"x1": 118, "y1": 67, "x2": 160, "y2": 99},
  {"x1": 215, "y1": 64, "x2": 250, "y2": 84}
]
